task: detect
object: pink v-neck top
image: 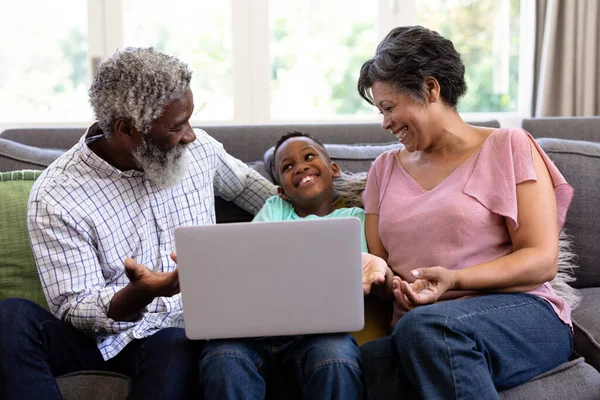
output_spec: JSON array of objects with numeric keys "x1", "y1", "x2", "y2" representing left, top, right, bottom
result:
[{"x1": 363, "y1": 128, "x2": 574, "y2": 327}]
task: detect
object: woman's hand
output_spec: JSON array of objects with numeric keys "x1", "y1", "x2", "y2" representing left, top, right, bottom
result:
[
  {"x1": 361, "y1": 253, "x2": 388, "y2": 295},
  {"x1": 392, "y1": 276, "x2": 416, "y2": 317},
  {"x1": 399, "y1": 266, "x2": 457, "y2": 306}
]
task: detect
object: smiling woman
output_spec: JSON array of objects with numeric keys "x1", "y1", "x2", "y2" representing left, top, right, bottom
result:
[{"x1": 357, "y1": 25, "x2": 575, "y2": 398}]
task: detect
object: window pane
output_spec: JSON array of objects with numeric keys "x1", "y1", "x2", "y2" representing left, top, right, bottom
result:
[
  {"x1": 270, "y1": 0, "x2": 378, "y2": 120},
  {"x1": 0, "y1": 1, "x2": 91, "y2": 122},
  {"x1": 416, "y1": 0, "x2": 520, "y2": 113},
  {"x1": 123, "y1": 0, "x2": 233, "y2": 121}
]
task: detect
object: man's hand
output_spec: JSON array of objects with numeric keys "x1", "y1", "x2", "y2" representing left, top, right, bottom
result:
[
  {"x1": 398, "y1": 266, "x2": 457, "y2": 306},
  {"x1": 361, "y1": 253, "x2": 388, "y2": 295},
  {"x1": 124, "y1": 258, "x2": 180, "y2": 299},
  {"x1": 108, "y1": 257, "x2": 180, "y2": 321}
]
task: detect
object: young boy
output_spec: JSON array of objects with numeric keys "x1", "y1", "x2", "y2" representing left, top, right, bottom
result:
[{"x1": 198, "y1": 132, "x2": 387, "y2": 400}]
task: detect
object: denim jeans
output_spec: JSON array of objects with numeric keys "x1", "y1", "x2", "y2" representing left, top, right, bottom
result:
[
  {"x1": 0, "y1": 298, "x2": 204, "y2": 400},
  {"x1": 364, "y1": 293, "x2": 572, "y2": 400},
  {"x1": 199, "y1": 333, "x2": 363, "y2": 400}
]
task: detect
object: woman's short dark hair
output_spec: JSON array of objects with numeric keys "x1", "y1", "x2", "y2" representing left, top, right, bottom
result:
[{"x1": 357, "y1": 26, "x2": 467, "y2": 108}]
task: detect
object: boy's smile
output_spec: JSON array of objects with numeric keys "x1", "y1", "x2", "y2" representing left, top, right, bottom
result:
[{"x1": 296, "y1": 174, "x2": 317, "y2": 187}]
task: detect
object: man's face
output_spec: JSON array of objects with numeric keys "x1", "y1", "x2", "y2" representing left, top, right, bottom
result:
[{"x1": 132, "y1": 89, "x2": 196, "y2": 188}]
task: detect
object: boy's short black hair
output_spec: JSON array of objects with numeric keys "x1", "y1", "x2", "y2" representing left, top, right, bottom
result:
[
  {"x1": 271, "y1": 131, "x2": 328, "y2": 176},
  {"x1": 273, "y1": 131, "x2": 326, "y2": 157}
]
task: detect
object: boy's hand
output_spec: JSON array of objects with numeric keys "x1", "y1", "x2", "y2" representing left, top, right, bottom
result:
[{"x1": 361, "y1": 253, "x2": 388, "y2": 295}]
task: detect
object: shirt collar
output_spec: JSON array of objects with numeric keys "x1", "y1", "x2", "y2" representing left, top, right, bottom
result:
[{"x1": 80, "y1": 122, "x2": 145, "y2": 178}]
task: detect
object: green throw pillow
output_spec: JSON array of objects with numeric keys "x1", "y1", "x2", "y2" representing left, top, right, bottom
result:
[{"x1": 0, "y1": 170, "x2": 48, "y2": 309}]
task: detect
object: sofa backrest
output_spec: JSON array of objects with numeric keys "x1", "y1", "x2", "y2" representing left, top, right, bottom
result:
[
  {"x1": 521, "y1": 117, "x2": 600, "y2": 288},
  {"x1": 0, "y1": 127, "x2": 86, "y2": 149},
  {"x1": 537, "y1": 138, "x2": 600, "y2": 289},
  {"x1": 523, "y1": 117, "x2": 600, "y2": 142},
  {"x1": 0, "y1": 120, "x2": 500, "y2": 164},
  {"x1": 200, "y1": 120, "x2": 501, "y2": 163}
]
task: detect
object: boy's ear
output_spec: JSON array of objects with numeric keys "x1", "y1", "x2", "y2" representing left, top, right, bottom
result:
[
  {"x1": 330, "y1": 162, "x2": 341, "y2": 178},
  {"x1": 277, "y1": 186, "x2": 289, "y2": 201}
]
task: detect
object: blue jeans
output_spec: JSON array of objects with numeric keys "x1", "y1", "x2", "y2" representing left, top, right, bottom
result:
[
  {"x1": 200, "y1": 334, "x2": 363, "y2": 400},
  {"x1": 0, "y1": 298, "x2": 204, "y2": 400},
  {"x1": 373, "y1": 293, "x2": 572, "y2": 400}
]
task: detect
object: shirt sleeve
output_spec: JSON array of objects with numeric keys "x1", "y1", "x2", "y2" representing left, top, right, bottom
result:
[
  {"x1": 362, "y1": 151, "x2": 395, "y2": 215},
  {"x1": 464, "y1": 128, "x2": 573, "y2": 232},
  {"x1": 209, "y1": 137, "x2": 277, "y2": 215},
  {"x1": 252, "y1": 196, "x2": 280, "y2": 222},
  {"x1": 362, "y1": 157, "x2": 382, "y2": 215},
  {"x1": 27, "y1": 200, "x2": 136, "y2": 336},
  {"x1": 351, "y1": 208, "x2": 369, "y2": 252}
]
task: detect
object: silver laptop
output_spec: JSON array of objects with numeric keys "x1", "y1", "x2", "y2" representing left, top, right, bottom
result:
[{"x1": 174, "y1": 217, "x2": 364, "y2": 340}]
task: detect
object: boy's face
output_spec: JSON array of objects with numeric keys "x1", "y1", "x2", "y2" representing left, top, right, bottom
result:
[{"x1": 275, "y1": 137, "x2": 340, "y2": 204}]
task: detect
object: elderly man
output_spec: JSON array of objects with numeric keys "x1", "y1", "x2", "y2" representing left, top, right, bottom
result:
[{"x1": 0, "y1": 47, "x2": 275, "y2": 399}]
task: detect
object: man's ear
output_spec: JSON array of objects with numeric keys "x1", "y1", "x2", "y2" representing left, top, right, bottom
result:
[
  {"x1": 330, "y1": 162, "x2": 341, "y2": 178},
  {"x1": 114, "y1": 118, "x2": 135, "y2": 139},
  {"x1": 277, "y1": 186, "x2": 289, "y2": 201},
  {"x1": 424, "y1": 77, "x2": 440, "y2": 103}
]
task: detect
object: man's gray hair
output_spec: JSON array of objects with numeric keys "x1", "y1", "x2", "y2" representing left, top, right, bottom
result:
[{"x1": 89, "y1": 47, "x2": 193, "y2": 136}]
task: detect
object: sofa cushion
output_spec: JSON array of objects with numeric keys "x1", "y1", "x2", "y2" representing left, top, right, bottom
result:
[
  {"x1": 0, "y1": 138, "x2": 65, "y2": 172},
  {"x1": 537, "y1": 138, "x2": 600, "y2": 288},
  {"x1": 572, "y1": 287, "x2": 600, "y2": 371},
  {"x1": 56, "y1": 371, "x2": 131, "y2": 400},
  {"x1": 264, "y1": 142, "x2": 402, "y2": 184},
  {"x1": 498, "y1": 357, "x2": 600, "y2": 399},
  {"x1": 361, "y1": 337, "x2": 600, "y2": 399},
  {"x1": 0, "y1": 170, "x2": 47, "y2": 308}
]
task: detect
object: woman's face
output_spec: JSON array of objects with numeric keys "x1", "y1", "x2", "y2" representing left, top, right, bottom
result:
[{"x1": 371, "y1": 81, "x2": 432, "y2": 152}]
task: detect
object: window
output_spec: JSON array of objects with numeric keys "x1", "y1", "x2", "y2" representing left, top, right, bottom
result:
[
  {"x1": 123, "y1": 0, "x2": 234, "y2": 121},
  {"x1": 0, "y1": 1, "x2": 91, "y2": 123},
  {"x1": 269, "y1": 0, "x2": 377, "y2": 120},
  {"x1": 0, "y1": 0, "x2": 531, "y2": 128},
  {"x1": 416, "y1": 0, "x2": 521, "y2": 114}
]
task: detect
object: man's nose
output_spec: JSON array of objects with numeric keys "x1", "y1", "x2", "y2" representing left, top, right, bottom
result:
[{"x1": 181, "y1": 124, "x2": 196, "y2": 144}]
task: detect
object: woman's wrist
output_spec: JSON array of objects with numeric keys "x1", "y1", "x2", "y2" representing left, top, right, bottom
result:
[{"x1": 450, "y1": 269, "x2": 462, "y2": 291}]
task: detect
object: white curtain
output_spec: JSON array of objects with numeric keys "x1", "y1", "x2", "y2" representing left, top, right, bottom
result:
[{"x1": 533, "y1": 0, "x2": 600, "y2": 116}]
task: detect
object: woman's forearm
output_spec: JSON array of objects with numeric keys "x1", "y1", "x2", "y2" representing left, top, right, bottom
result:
[{"x1": 453, "y1": 246, "x2": 558, "y2": 292}]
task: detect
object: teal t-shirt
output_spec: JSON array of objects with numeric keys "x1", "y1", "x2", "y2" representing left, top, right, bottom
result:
[{"x1": 253, "y1": 196, "x2": 368, "y2": 252}]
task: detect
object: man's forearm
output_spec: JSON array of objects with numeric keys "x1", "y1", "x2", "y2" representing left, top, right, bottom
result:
[{"x1": 107, "y1": 283, "x2": 155, "y2": 321}]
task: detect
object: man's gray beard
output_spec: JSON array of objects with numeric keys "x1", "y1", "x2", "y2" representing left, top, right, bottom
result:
[{"x1": 132, "y1": 135, "x2": 189, "y2": 188}]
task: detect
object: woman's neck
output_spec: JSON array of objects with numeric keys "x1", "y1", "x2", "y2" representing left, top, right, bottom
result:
[{"x1": 422, "y1": 113, "x2": 489, "y2": 160}]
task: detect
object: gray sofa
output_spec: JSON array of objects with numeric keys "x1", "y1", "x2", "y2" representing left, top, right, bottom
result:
[{"x1": 1, "y1": 117, "x2": 599, "y2": 398}]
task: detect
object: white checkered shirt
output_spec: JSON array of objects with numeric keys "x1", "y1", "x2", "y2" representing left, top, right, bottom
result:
[{"x1": 27, "y1": 124, "x2": 276, "y2": 360}]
